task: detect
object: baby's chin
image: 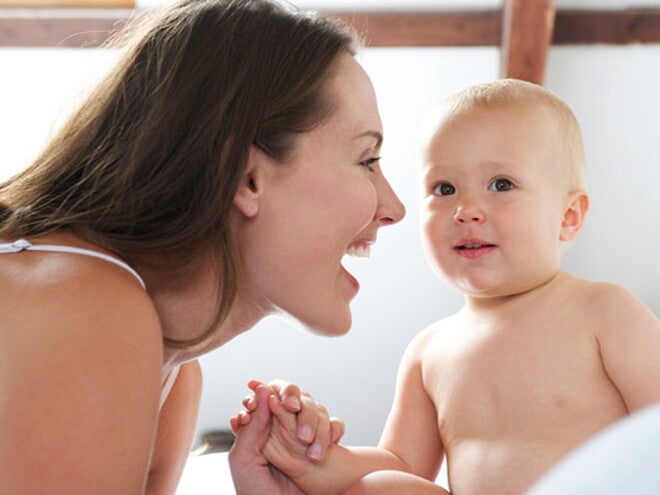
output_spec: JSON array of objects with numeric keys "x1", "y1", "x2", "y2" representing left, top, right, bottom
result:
[{"x1": 461, "y1": 275, "x2": 561, "y2": 301}]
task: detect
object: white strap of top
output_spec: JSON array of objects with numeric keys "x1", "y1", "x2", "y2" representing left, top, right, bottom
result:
[
  {"x1": 160, "y1": 365, "x2": 181, "y2": 410},
  {"x1": 0, "y1": 239, "x2": 146, "y2": 289}
]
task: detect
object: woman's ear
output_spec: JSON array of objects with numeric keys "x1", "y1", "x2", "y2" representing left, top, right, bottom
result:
[
  {"x1": 232, "y1": 146, "x2": 268, "y2": 218},
  {"x1": 560, "y1": 190, "x2": 589, "y2": 241}
]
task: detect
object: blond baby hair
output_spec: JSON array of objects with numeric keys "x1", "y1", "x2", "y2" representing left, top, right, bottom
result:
[{"x1": 427, "y1": 79, "x2": 587, "y2": 192}]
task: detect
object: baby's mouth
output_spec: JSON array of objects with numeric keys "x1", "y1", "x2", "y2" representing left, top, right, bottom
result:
[{"x1": 455, "y1": 243, "x2": 495, "y2": 251}]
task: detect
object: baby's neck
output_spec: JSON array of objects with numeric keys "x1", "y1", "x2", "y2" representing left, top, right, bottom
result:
[{"x1": 462, "y1": 271, "x2": 566, "y2": 316}]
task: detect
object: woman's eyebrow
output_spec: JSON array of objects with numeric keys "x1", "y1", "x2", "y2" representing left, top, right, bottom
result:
[{"x1": 355, "y1": 130, "x2": 383, "y2": 148}]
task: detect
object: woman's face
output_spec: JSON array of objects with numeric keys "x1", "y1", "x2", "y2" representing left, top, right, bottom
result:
[{"x1": 236, "y1": 53, "x2": 405, "y2": 336}]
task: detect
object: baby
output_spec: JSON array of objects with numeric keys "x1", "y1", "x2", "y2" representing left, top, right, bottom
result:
[{"x1": 233, "y1": 79, "x2": 660, "y2": 495}]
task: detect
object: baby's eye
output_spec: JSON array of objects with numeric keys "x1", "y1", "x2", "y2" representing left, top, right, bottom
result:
[
  {"x1": 489, "y1": 178, "x2": 514, "y2": 192},
  {"x1": 433, "y1": 182, "x2": 456, "y2": 196},
  {"x1": 358, "y1": 157, "x2": 380, "y2": 172}
]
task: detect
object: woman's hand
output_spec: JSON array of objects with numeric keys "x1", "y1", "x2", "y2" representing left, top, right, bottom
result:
[
  {"x1": 230, "y1": 379, "x2": 345, "y2": 462},
  {"x1": 229, "y1": 384, "x2": 307, "y2": 495}
]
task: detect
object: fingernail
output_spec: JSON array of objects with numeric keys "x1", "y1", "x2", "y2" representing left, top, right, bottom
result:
[
  {"x1": 298, "y1": 425, "x2": 313, "y2": 443},
  {"x1": 308, "y1": 443, "x2": 323, "y2": 461},
  {"x1": 285, "y1": 396, "x2": 301, "y2": 411}
]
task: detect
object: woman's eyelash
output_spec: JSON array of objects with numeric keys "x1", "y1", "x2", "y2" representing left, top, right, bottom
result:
[{"x1": 359, "y1": 157, "x2": 381, "y2": 172}]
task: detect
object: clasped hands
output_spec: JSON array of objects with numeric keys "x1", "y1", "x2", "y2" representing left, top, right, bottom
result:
[{"x1": 228, "y1": 379, "x2": 343, "y2": 495}]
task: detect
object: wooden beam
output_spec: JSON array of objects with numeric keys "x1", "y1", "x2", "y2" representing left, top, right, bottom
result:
[
  {"x1": 0, "y1": 10, "x2": 503, "y2": 48},
  {"x1": 0, "y1": 9, "x2": 133, "y2": 47},
  {"x1": 554, "y1": 9, "x2": 660, "y2": 44},
  {"x1": 2, "y1": 8, "x2": 660, "y2": 48},
  {"x1": 501, "y1": 0, "x2": 556, "y2": 84},
  {"x1": 325, "y1": 11, "x2": 501, "y2": 47},
  {"x1": 0, "y1": 0, "x2": 133, "y2": 7}
]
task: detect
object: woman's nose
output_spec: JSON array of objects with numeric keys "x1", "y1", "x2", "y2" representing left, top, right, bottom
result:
[
  {"x1": 453, "y1": 204, "x2": 485, "y2": 225},
  {"x1": 375, "y1": 174, "x2": 406, "y2": 226}
]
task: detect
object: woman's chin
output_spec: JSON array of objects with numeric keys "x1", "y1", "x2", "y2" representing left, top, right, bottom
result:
[{"x1": 286, "y1": 310, "x2": 352, "y2": 337}]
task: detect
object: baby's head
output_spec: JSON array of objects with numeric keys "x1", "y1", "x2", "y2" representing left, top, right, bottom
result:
[
  {"x1": 424, "y1": 79, "x2": 586, "y2": 193},
  {"x1": 419, "y1": 79, "x2": 590, "y2": 299}
]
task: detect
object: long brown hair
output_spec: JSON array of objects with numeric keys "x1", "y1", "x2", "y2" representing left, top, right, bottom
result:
[{"x1": 0, "y1": 0, "x2": 357, "y2": 347}]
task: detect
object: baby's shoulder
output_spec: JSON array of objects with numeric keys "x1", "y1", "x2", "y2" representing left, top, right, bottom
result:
[
  {"x1": 404, "y1": 312, "x2": 463, "y2": 357},
  {"x1": 561, "y1": 275, "x2": 657, "y2": 332},
  {"x1": 564, "y1": 275, "x2": 646, "y2": 313}
]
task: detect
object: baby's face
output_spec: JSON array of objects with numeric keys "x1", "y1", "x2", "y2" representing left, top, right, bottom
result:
[{"x1": 419, "y1": 101, "x2": 571, "y2": 299}]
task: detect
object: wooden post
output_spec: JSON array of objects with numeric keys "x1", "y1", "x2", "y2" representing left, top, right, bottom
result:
[{"x1": 501, "y1": 0, "x2": 556, "y2": 84}]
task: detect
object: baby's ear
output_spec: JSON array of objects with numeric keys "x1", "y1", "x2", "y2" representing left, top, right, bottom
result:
[
  {"x1": 560, "y1": 190, "x2": 589, "y2": 241},
  {"x1": 232, "y1": 146, "x2": 269, "y2": 218}
]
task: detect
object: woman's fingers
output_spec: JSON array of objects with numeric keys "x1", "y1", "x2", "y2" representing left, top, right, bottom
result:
[
  {"x1": 268, "y1": 379, "x2": 303, "y2": 412},
  {"x1": 305, "y1": 402, "x2": 330, "y2": 462},
  {"x1": 268, "y1": 393, "x2": 300, "y2": 442},
  {"x1": 244, "y1": 378, "x2": 341, "y2": 462},
  {"x1": 243, "y1": 394, "x2": 257, "y2": 412},
  {"x1": 229, "y1": 384, "x2": 272, "y2": 452}
]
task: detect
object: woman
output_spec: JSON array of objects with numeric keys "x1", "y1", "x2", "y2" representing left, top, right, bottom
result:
[{"x1": 0, "y1": 0, "x2": 404, "y2": 494}]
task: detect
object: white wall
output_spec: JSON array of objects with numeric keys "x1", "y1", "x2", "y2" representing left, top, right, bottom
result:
[{"x1": 1, "y1": 38, "x2": 659, "y2": 449}]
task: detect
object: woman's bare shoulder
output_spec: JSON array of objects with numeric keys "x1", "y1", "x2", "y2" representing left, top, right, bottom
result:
[
  {"x1": 0, "y1": 239, "x2": 161, "y2": 343},
  {"x1": 0, "y1": 245, "x2": 164, "y2": 492}
]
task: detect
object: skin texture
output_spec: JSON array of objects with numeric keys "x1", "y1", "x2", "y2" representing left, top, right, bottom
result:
[
  {"x1": 237, "y1": 97, "x2": 660, "y2": 495},
  {"x1": 0, "y1": 52, "x2": 405, "y2": 494}
]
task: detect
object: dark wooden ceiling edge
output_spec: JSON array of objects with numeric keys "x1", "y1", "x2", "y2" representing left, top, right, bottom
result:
[
  {"x1": 324, "y1": 11, "x2": 501, "y2": 47},
  {"x1": 554, "y1": 9, "x2": 660, "y2": 44},
  {"x1": 2, "y1": 9, "x2": 660, "y2": 48}
]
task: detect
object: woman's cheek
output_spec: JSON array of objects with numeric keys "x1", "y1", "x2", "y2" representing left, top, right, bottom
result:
[{"x1": 354, "y1": 179, "x2": 379, "y2": 228}]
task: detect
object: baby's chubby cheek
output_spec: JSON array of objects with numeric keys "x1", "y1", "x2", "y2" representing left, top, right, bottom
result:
[{"x1": 420, "y1": 218, "x2": 446, "y2": 269}]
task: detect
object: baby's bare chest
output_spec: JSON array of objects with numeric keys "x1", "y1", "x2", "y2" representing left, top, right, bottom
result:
[
  {"x1": 422, "y1": 321, "x2": 628, "y2": 494},
  {"x1": 423, "y1": 320, "x2": 626, "y2": 447}
]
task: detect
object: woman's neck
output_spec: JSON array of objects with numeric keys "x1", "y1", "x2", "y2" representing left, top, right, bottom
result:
[{"x1": 143, "y1": 262, "x2": 267, "y2": 371}]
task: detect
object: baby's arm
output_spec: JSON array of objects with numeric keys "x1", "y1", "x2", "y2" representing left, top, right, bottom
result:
[
  {"x1": 333, "y1": 327, "x2": 451, "y2": 495},
  {"x1": 377, "y1": 327, "x2": 446, "y2": 479},
  {"x1": 240, "y1": 330, "x2": 448, "y2": 495},
  {"x1": 258, "y1": 396, "x2": 411, "y2": 495},
  {"x1": 594, "y1": 284, "x2": 660, "y2": 411}
]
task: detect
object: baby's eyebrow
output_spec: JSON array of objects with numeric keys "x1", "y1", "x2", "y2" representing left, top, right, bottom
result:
[{"x1": 355, "y1": 130, "x2": 383, "y2": 149}]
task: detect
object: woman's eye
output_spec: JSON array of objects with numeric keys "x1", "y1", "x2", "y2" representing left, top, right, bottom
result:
[
  {"x1": 358, "y1": 157, "x2": 380, "y2": 172},
  {"x1": 433, "y1": 182, "x2": 455, "y2": 196},
  {"x1": 489, "y1": 178, "x2": 514, "y2": 192}
]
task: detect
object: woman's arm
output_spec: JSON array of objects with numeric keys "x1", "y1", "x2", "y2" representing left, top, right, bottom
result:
[
  {"x1": 0, "y1": 274, "x2": 164, "y2": 494},
  {"x1": 146, "y1": 360, "x2": 203, "y2": 495},
  {"x1": 229, "y1": 385, "x2": 308, "y2": 495}
]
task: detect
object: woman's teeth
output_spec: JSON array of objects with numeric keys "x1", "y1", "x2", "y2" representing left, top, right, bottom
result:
[{"x1": 346, "y1": 245, "x2": 371, "y2": 258}]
